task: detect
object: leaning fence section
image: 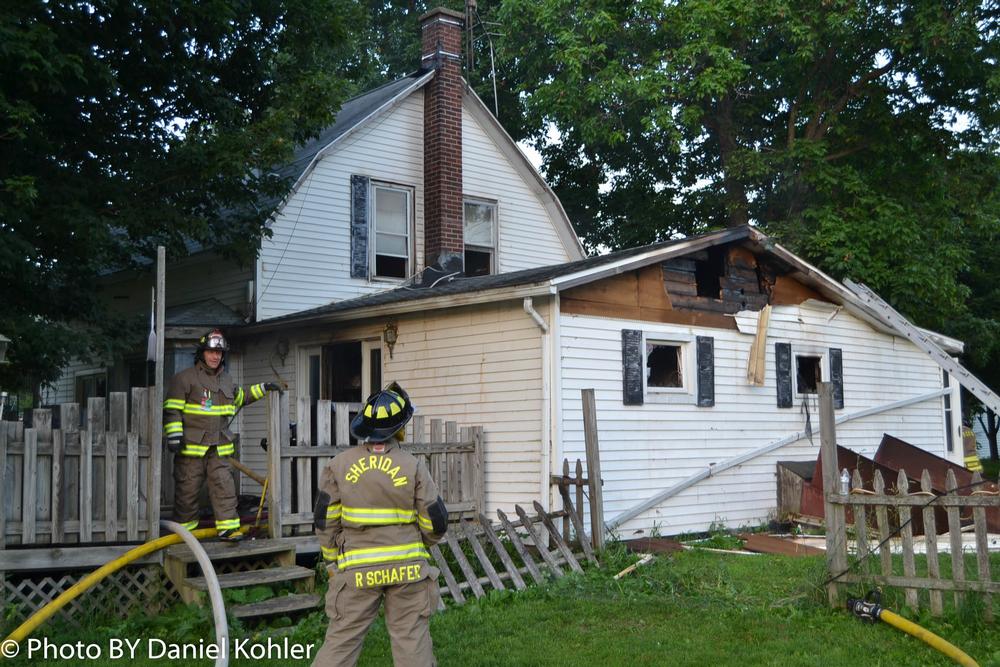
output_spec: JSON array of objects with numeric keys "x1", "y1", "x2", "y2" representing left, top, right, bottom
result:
[
  {"x1": 428, "y1": 495, "x2": 599, "y2": 607},
  {"x1": 0, "y1": 391, "x2": 161, "y2": 551},
  {"x1": 265, "y1": 394, "x2": 485, "y2": 538}
]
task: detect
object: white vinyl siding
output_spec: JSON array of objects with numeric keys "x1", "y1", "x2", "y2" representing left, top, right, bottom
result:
[
  {"x1": 559, "y1": 301, "x2": 950, "y2": 538},
  {"x1": 385, "y1": 301, "x2": 546, "y2": 515},
  {"x1": 233, "y1": 303, "x2": 547, "y2": 515},
  {"x1": 257, "y1": 89, "x2": 577, "y2": 321},
  {"x1": 462, "y1": 106, "x2": 572, "y2": 272},
  {"x1": 257, "y1": 94, "x2": 426, "y2": 320}
]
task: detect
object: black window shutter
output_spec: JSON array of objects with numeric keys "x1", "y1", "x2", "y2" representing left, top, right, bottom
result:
[
  {"x1": 775, "y1": 342, "x2": 792, "y2": 408},
  {"x1": 350, "y1": 175, "x2": 370, "y2": 278},
  {"x1": 622, "y1": 329, "x2": 643, "y2": 406},
  {"x1": 696, "y1": 336, "x2": 715, "y2": 407},
  {"x1": 829, "y1": 348, "x2": 844, "y2": 409}
]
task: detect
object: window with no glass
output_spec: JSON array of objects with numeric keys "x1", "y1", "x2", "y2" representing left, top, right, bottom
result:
[
  {"x1": 646, "y1": 342, "x2": 684, "y2": 389},
  {"x1": 372, "y1": 183, "x2": 413, "y2": 279},
  {"x1": 796, "y1": 355, "x2": 822, "y2": 394},
  {"x1": 464, "y1": 199, "x2": 497, "y2": 277}
]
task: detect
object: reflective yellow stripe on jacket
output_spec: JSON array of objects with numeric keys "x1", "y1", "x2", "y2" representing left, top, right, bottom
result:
[
  {"x1": 341, "y1": 506, "x2": 416, "y2": 526},
  {"x1": 321, "y1": 546, "x2": 338, "y2": 563},
  {"x1": 965, "y1": 456, "x2": 983, "y2": 472},
  {"x1": 182, "y1": 403, "x2": 236, "y2": 416},
  {"x1": 337, "y1": 542, "x2": 430, "y2": 570},
  {"x1": 326, "y1": 504, "x2": 342, "y2": 521}
]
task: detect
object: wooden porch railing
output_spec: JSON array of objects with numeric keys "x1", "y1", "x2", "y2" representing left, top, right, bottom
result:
[{"x1": 265, "y1": 393, "x2": 485, "y2": 538}]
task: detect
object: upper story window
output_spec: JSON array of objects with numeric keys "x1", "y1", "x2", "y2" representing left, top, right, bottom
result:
[
  {"x1": 372, "y1": 183, "x2": 413, "y2": 280},
  {"x1": 464, "y1": 199, "x2": 497, "y2": 277}
]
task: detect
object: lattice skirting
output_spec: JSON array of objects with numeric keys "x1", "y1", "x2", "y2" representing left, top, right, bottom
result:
[{"x1": 1, "y1": 565, "x2": 178, "y2": 626}]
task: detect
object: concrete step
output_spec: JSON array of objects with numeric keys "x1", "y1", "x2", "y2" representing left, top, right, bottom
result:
[
  {"x1": 185, "y1": 565, "x2": 315, "y2": 591},
  {"x1": 165, "y1": 538, "x2": 297, "y2": 564},
  {"x1": 230, "y1": 593, "x2": 322, "y2": 620}
]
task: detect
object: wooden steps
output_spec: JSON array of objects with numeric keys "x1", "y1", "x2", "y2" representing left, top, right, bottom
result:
[
  {"x1": 164, "y1": 538, "x2": 298, "y2": 564},
  {"x1": 230, "y1": 593, "x2": 322, "y2": 620},
  {"x1": 185, "y1": 565, "x2": 315, "y2": 591},
  {"x1": 163, "y1": 537, "x2": 318, "y2": 616}
]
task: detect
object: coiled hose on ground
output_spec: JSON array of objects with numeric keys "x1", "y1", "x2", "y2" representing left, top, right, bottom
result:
[{"x1": 1, "y1": 522, "x2": 240, "y2": 667}]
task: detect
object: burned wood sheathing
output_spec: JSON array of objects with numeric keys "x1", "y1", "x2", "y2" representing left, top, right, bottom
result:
[
  {"x1": 663, "y1": 245, "x2": 781, "y2": 316},
  {"x1": 561, "y1": 240, "x2": 831, "y2": 330}
]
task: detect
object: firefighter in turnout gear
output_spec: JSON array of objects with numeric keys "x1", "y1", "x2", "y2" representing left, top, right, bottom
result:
[
  {"x1": 313, "y1": 382, "x2": 448, "y2": 667},
  {"x1": 163, "y1": 329, "x2": 280, "y2": 541},
  {"x1": 963, "y1": 423, "x2": 983, "y2": 472}
]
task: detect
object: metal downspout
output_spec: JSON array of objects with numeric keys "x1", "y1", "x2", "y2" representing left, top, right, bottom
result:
[{"x1": 524, "y1": 297, "x2": 551, "y2": 511}]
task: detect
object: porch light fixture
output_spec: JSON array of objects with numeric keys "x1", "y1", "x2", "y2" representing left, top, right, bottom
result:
[
  {"x1": 275, "y1": 338, "x2": 289, "y2": 365},
  {"x1": 383, "y1": 322, "x2": 398, "y2": 359},
  {"x1": 0, "y1": 334, "x2": 9, "y2": 364}
]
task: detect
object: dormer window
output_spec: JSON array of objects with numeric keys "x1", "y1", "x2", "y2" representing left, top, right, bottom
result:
[{"x1": 464, "y1": 199, "x2": 497, "y2": 277}]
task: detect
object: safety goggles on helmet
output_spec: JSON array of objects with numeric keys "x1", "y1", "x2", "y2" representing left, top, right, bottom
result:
[
  {"x1": 350, "y1": 382, "x2": 415, "y2": 443},
  {"x1": 199, "y1": 329, "x2": 229, "y2": 352}
]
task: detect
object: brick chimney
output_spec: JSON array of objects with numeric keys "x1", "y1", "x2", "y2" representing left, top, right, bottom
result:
[{"x1": 421, "y1": 7, "x2": 465, "y2": 277}]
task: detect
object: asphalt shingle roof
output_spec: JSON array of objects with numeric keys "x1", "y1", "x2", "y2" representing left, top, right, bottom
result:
[
  {"x1": 274, "y1": 72, "x2": 428, "y2": 184},
  {"x1": 258, "y1": 229, "x2": 743, "y2": 325},
  {"x1": 166, "y1": 299, "x2": 244, "y2": 327}
]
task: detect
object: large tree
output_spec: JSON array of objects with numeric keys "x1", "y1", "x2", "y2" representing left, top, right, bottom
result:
[
  {"x1": 493, "y1": 0, "x2": 1000, "y2": 334},
  {"x1": 0, "y1": 1, "x2": 365, "y2": 394}
]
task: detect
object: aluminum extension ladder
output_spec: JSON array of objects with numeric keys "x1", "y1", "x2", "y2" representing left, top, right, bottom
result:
[{"x1": 844, "y1": 279, "x2": 1000, "y2": 416}]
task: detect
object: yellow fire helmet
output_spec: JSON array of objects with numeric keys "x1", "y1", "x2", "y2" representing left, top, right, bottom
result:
[{"x1": 350, "y1": 382, "x2": 415, "y2": 442}]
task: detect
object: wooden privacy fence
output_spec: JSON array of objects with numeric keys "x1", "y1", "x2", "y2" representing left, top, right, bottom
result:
[
  {"x1": 819, "y1": 383, "x2": 1000, "y2": 619},
  {"x1": 0, "y1": 391, "x2": 162, "y2": 549},
  {"x1": 265, "y1": 393, "x2": 484, "y2": 538}
]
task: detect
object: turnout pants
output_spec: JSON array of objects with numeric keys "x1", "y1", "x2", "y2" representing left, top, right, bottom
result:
[
  {"x1": 313, "y1": 567, "x2": 439, "y2": 667},
  {"x1": 172, "y1": 448, "x2": 239, "y2": 531}
]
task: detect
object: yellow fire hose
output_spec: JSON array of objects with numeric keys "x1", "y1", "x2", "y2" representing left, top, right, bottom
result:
[
  {"x1": 848, "y1": 591, "x2": 979, "y2": 666},
  {"x1": 1, "y1": 525, "x2": 247, "y2": 655}
]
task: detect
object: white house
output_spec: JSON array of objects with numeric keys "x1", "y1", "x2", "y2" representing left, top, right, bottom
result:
[
  {"x1": 241, "y1": 224, "x2": 972, "y2": 538},
  {"x1": 48, "y1": 8, "x2": 985, "y2": 540}
]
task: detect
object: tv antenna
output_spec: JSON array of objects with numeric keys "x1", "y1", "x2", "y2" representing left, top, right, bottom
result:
[{"x1": 465, "y1": 0, "x2": 502, "y2": 117}]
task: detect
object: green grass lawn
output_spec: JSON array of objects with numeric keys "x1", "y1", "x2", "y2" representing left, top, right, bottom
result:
[{"x1": 5, "y1": 545, "x2": 1000, "y2": 666}]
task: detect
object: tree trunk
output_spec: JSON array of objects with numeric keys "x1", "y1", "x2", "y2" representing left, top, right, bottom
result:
[
  {"x1": 979, "y1": 409, "x2": 999, "y2": 461},
  {"x1": 712, "y1": 96, "x2": 750, "y2": 228}
]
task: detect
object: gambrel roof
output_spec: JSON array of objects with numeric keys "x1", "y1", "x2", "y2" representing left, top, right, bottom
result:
[{"x1": 266, "y1": 70, "x2": 584, "y2": 260}]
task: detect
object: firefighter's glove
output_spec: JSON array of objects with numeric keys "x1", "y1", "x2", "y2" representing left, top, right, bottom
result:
[
  {"x1": 166, "y1": 434, "x2": 182, "y2": 453},
  {"x1": 263, "y1": 382, "x2": 283, "y2": 394}
]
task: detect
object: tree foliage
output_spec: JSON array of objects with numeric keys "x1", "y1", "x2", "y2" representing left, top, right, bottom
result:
[
  {"x1": 494, "y1": 0, "x2": 999, "y2": 323},
  {"x1": 0, "y1": 1, "x2": 365, "y2": 392}
]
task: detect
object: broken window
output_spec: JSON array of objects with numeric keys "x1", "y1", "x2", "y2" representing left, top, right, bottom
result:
[
  {"x1": 796, "y1": 355, "x2": 822, "y2": 394},
  {"x1": 647, "y1": 342, "x2": 684, "y2": 389}
]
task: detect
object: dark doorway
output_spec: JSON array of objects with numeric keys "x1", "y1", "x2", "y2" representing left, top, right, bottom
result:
[{"x1": 324, "y1": 342, "x2": 363, "y2": 403}]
